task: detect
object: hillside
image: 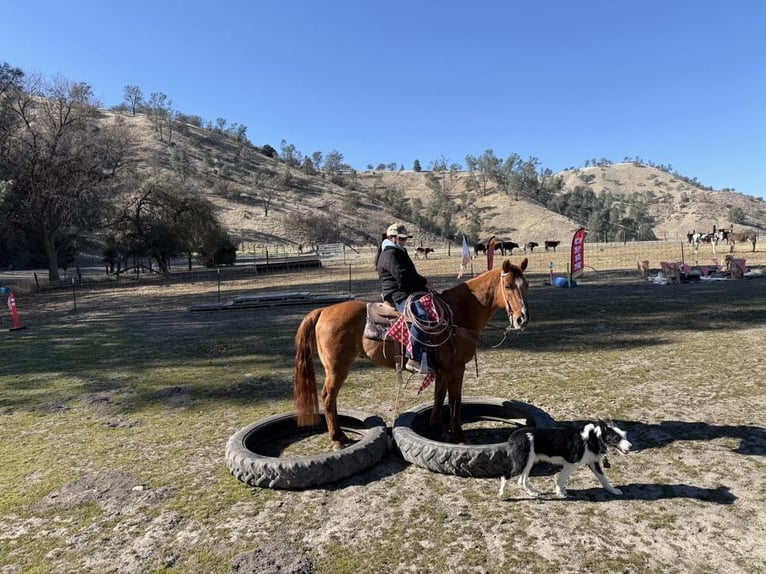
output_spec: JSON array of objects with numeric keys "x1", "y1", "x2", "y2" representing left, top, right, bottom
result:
[
  {"x1": 109, "y1": 112, "x2": 766, "y2": 249},
  {"x1": 557, "y1": 163, "x2": 765, "y2": 242}
]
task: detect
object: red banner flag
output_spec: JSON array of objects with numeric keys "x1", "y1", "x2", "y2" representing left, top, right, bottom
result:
[
  {"x1": 571, "y1": 228, "x2": 586, "y2": 279},
  {"x1": 486, "y1": 236, "x2": 497, "y2": 270}
]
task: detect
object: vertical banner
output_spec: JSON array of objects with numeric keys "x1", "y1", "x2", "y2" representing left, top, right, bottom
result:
[
  {"x1": 570, "y1": 227, "x2": 586, "y2": 279},
  {"x1": 486, "y1": 236, "x2": 497, "y2": 270},
  {"x1": 4, "y1": 288, "x2": 24, "y2": 330},
  {"x1": 457, "y1": 235, "x2": 472, "y2": 279}
]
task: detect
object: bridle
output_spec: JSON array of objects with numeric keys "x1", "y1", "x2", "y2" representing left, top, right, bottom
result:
[{"x1": 500, "y1": 269, "x2": 528, "y2": 334}]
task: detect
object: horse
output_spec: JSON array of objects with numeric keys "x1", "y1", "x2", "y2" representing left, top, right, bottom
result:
[
  {"x1": 293, "y1": 258, "x2": 530, "y2": 450},
  {"x1": 691, "y1": 231, "x2": 720, "y2": 253},
  {"x1": 728, "y1": 231, "x2": 757, "y2": 252},
  {"x1": 414, "y1": 246, "x2": 434, "y2": 259}
]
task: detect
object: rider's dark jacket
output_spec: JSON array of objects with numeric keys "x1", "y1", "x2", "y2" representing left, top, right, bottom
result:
[{"x1": 376, "y1": 240, "x2": 428, "y2": 305}]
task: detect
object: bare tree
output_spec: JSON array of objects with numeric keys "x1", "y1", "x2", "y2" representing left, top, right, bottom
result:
[
  {"x1": 253, "y1": 172, "x2": 279, "y2": 216},
  {"x1": 147, "y1": 91, "x2": 175, "y2": 142},
  {"x1": 0, "y1": 74, "x2": 133, "y2": 280},
  {"x1": 122, "y1": 84, "x2": 143, "y2": 115},
  {"x1": 114, "y1": 179, "x2": 231, "y2": 272},
  {"x1": 323, "y1": 150, "x2": 345, "y2": 176}
]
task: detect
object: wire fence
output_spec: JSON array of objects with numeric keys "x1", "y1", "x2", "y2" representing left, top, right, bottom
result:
[{"x1": 1, "y1": 239, "x2": 762, "y2": 298}]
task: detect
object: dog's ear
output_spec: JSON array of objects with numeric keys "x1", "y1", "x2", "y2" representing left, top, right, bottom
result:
[{"x1": 583, "y1": 422, "x2": 601, "y2": 438}]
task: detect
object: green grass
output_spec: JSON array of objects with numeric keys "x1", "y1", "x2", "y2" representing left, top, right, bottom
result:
[{"x1": 1, "y1": 268, "x2": 765, "y2": 573}]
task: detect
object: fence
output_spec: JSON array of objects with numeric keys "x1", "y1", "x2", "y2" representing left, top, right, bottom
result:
[{"x1": 1, "y1": 239, "x2": 762, "y2": 298}]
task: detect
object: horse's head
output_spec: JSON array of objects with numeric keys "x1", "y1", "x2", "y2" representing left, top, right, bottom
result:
[{"x1": 498, "y1": 258, "x2": 529, "y2": 331}]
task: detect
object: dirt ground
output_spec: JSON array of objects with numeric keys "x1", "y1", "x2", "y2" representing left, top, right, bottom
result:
[{"x1": 1, "y1": 266, "x2": 765, "y2": 573}]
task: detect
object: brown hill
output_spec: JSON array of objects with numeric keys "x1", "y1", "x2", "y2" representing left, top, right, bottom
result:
[
  {"x1": 111, "y1": 112, "x2": 766, "y2": 248},
  {"x1": 556, "y1": 163, "x2": 765, "y2": 242}
]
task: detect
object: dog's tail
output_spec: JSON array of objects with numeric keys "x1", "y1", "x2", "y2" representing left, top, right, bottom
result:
[{"x1": 504, "y1": 429, "x2": 533, "y2": 477}]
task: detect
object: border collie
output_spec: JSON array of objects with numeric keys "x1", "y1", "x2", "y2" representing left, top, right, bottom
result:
[{"x1": 499, "y1": 421, "x2": 631, "y2": 499}]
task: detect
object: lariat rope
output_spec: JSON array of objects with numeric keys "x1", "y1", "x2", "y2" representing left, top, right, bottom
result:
[
  {"x1": 392, "y1": 291, "x2": 452, "y2": 419},
  {"x1": 401, "y1": 291, "x2": 453, "y2": 347},
  {"x1": 391, "y1": 272, "x2": 523, "y2": 416}
]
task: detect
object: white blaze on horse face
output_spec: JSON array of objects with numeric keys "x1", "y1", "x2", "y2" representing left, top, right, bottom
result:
[
  {"x1": 501, "y1": 274, "x2": 528, "y2": 330},
  {"x1": 513, "y1": 276, "x2": 529, "y2": 329}
]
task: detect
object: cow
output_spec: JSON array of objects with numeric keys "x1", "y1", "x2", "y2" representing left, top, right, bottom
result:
[
  {"x1": 414, "y1": 246, "x2": 434, "y2": 259},
  {"x1": 544, "y1": 240, "x2": 561, "y2": 252},
  {"x1": 524, "y1": 242, "x2": 539, "y2": 253},
  {"x1": 500, "y1": 241, "x2": 520, "y2": 255}
]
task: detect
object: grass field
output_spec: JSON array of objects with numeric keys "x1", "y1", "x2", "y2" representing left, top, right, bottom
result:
[{"x1": 1, "y1": 249, "x2": 765, "y2": 573}]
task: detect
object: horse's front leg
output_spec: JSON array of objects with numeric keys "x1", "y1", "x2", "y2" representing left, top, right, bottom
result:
[
  {"x1": 447, "y1": 392, "x2": 465, "y2": 444},
  {"x1": 447, "y1": 368, "x2": 467, "y2": 444},
  {"x1": 429, "y1": 375, "x2": 448, "y2": 439}
]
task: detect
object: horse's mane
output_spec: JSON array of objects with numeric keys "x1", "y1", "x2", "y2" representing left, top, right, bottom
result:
[{"x1": 440, "y1": 265, "x2": 507, "y2": 312}]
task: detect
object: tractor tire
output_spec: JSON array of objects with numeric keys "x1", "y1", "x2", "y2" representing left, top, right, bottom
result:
[
  {"x1": 392, "y1": 397, "x2": 554, "y2": 477},
  {"x1": 226, "y1": 408, "x2": 390, "y2": 489}
]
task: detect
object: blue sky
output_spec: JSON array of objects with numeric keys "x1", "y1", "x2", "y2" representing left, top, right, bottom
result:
[{"x1": 3, "y1": 1, "x2": 765, "y2": 199}]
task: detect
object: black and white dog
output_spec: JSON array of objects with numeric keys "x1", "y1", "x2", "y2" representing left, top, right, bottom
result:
[{"x1": 498, "y1": 421, "x2": 631, "y2": 499}]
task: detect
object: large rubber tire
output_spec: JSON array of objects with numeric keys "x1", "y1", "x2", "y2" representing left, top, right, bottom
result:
[
  {"x1": 392, "y1": 397, "x2": 555, "y2": 478},
  {"x1": 226, "y1": 408, "x2": 390, "y2": 489}
]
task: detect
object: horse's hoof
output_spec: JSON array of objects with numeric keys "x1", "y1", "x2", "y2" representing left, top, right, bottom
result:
[
  {"x1": 331, "y1": 434, "x2": 351, "y2": 450},
  {"x1": 451, "y1": 433, "x2": 467, "y2": 445}
]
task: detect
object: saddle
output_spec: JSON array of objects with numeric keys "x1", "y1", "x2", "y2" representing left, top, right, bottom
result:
[{"x1": 363, "y1": 302, "x2": 403, "y2": 341}]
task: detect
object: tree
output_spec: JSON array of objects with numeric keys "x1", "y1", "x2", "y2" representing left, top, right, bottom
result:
[
  {"x1": 0, "y1": 73, "x2": 133, "y2": 280},
  {"x1": 466, "y1": 150, "x2": 500, "y2": 195},
  {"x1": 301, "y1": 156, "x2": 315, "y2": 175},
  {"x1": 429, "y1": 155, "x2": 449, "y2": 172},
  {"x1": 147, "y1": 91, "x2": 175, "y2": 142},
  {"x1": 280, "y1": 139, "x2": 301, "y2": 167},
  {"x1": 114, "y1": 179, "x2": 232, "y2": 272},
  {"x1": 253, "y1": 172, "x2": 278, "y2": 216},
  {"x1": 260, "y1": 144, "x2": 277, "y2": 158},
  {"x1": 413, "y1": 159, "x2": 422, "y2": 172},
  {"x1": 122, "y1": 85, "x2": 143, "y2": 115},
  {"x1": 324, "y1": 150, "x2": 345, "y2": 176},
  {"x1": 311, "y1": 151, "x2": 323, "y2": 171},
  {"x1": 728, "y1": 206, "x2": 745, "y2": 224}
]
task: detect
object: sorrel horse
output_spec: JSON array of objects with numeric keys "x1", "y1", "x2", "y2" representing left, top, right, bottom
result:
[{"x1": 293, "y1": 258, "x2": 530, "y2": 449}]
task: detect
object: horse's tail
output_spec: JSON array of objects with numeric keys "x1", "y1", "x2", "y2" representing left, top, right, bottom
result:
[{"x1": 294, "y1": 307, "x2": 322, "y2": 427}]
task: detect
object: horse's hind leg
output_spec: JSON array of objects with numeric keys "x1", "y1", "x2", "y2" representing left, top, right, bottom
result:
[{"x1": 319, "y1": 359, "x2": 355, "y2": 450}]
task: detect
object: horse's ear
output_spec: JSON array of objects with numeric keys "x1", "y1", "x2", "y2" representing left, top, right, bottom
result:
[{"x1": 520, "y1": 258, "x2": 528, "y2": 271}]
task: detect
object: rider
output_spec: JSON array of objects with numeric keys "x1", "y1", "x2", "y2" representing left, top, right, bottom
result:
[{"x1": 375, "y1": 223, "x2": 434, "y2": 373}]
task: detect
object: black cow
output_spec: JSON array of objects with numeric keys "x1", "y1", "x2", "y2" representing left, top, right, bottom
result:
[
  {"x1": 500, "y1": 241, "x2": 520, "y2": 255},
  {"x1": 524, "y1": 242, "x2": 539, "y2": 253},
  {"x1": 544, "y1": 240, "x2": 561, "y2": 252}
]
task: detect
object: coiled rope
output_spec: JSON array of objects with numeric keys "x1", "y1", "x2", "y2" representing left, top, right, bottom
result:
[{"x1": 401, "y1": 291, "x2": 453, "y2": 348}]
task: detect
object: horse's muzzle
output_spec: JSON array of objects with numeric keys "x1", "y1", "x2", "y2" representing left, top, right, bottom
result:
[{"x1": 509, "y1": 309, "x2": 528, "y2": 331}]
